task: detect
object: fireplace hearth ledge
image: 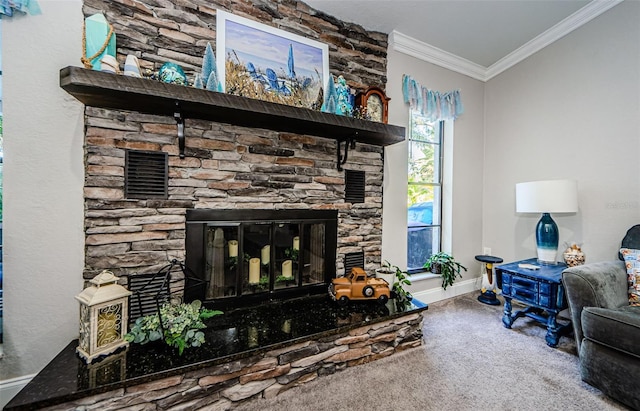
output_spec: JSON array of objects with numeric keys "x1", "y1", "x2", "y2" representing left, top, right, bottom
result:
[{"x1": 4, "y1": 295, "x2": 427, "y2": 410}]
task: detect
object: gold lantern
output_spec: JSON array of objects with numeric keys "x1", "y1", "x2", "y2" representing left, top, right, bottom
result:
[{"x1": 75, "y1": 270, "x2": 132, "y2": 363}]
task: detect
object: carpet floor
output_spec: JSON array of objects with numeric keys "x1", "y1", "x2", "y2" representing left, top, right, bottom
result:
[{"x1": 235, "y1": 292, "x2": 629, "y2": 411}]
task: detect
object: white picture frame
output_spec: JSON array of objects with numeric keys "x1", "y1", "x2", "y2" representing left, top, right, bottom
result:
[{"x1": 216, "y1": 10, "x2": 330, "y2": 110}]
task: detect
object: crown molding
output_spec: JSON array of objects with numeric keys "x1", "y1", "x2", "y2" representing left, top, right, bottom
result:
[
  {"x1": 391, "y1": 0, "x2": 623, "y2": 82},
  {"x1": 390, "y1": 30, "x2": 487, "y2": 81},
  {"x1": 485, "y1": 0, "x2": 624, "y2": 80}
]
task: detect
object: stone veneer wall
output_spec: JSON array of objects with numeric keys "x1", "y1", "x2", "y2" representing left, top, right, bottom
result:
[
  {"x1": 42, "y1": 313, "x2": 424, "y2": 410},
  {"x1": 84, "y1": 108, "x2": 383, "y2": 277},
  {"x1": 82, "y1": 0, "x2": 390, "y2": 280}
]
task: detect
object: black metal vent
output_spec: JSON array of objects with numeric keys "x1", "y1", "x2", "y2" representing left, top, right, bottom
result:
[
  {"x1": 345, "y1": 170, "x2": 365, "y2": 204},
  {"x1": 344, "y1": 251, "x2": 365, "y2": 275},
  {"x1": 128, "y1": 273, "x2": 171, "y2": 322},
  {"x1": 125, "y1": 150, "x2": 168, "y2": 199}
]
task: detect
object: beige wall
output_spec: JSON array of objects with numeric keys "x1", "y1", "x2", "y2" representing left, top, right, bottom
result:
[
  {"x1": 1, "y1": 0, "x2": 85, "y2": 382},
  {"x1": 483, "y1": 0, "x2": 640, "y2": 264},
  {"x1": 383, "y1": 45, "x2": 486, "y2": 297}
]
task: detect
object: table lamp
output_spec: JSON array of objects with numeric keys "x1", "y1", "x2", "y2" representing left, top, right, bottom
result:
[{"x1": 516, "y1": 179, "x2": 578, "y2": 264}]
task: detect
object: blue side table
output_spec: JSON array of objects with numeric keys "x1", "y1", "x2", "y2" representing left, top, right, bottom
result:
[{"x1": 495, "y1": 258, "x2": 571, "y2": 347}]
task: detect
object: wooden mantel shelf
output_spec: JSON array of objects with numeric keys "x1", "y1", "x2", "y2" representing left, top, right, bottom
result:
[{"x1": 60, "y1": 66, "x2": 405, "y2": 147}]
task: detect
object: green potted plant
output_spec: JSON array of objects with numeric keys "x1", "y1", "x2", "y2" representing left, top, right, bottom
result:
[
  {"x1": 375, "y1": 261, "x2": 396, "y2": 288},
  {"x1": 125, "y1": 300, "x2": 222, "y2": 355},
  {"x1": 391, "y1": 264, "x2": 413, "y2": 309},
  {"x1": 424, "y1": 252, "x2": 467, "y2": 290},
  {"x1": 378, "y1": 261, "x2": 413, "y2": 309}
]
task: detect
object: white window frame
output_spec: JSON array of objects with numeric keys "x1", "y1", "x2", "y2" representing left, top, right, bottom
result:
[{"x1": 407, "y1": 112, "x2": 443, "y2": 273}]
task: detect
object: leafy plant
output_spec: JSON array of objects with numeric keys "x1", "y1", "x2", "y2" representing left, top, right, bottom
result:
[
  {"x1": 125, "y1": 300, "x2": 222, "y2": 355},
  {"x1": 275, "y1": 275, "x2": 295, "y2": 283},
  {"x1": 228, "y1": 256, "x2": 238, "y2": 270},
  {"x1": 284, "y1": 247, "x2": 299, "y2": 261},
  {"x1": 424, "y1": 252, "x2": 467, "y2": 290},
  {"x1": 258, "y1": 275, "x2": 269, "y2": 289},
  {"x1": 381, "y1": 261, "x2": 413, "y2": 308}
]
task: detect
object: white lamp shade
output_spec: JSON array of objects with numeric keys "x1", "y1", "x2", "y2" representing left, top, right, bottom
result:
[{"x1": 516, "y1": 180, "x2": 578, "y2": 213}]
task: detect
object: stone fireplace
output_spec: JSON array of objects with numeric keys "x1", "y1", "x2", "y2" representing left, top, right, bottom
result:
[{"x1": 79, "y1": 0, "x2": 395, "y2": 302}]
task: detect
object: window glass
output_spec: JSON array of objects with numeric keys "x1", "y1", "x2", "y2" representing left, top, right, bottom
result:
[
  {"x1": 409, "y1": 140, "x2": 440, "y2": 184},
  {"x1": 407, "y1": 112, "x2": 442, "y2": 272}
]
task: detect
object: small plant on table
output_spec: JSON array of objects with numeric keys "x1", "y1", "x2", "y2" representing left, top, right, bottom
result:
[{"x1": 381, "y1": 261, "x2": 413, "y2": 309}]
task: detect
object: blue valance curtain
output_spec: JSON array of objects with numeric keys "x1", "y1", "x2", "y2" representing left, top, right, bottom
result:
[
  {"x1": 402, "y1": 74, "x2": 463, "y2": 121},
  {"x1": 1, "y1": 0, "x2": 40, "y2": 16}
]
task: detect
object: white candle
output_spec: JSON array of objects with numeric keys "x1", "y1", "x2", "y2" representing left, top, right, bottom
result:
[
  {"x1": 282, "y1": 260, "x2": 293, "y2": 278},
  {"x1": 293, "y1": 236, "x2": 300, "y2": 251},
  {"x1": 228, "y1": 240, "x2": 238, "y2": 257},
  {"x1": 261, "y1": 245, "x2": 270, "y2": 265},
  {"x1": 282, "y1": 319, "x2": 291, "y2": 334},
  {"x1": 248, "y1": 326, "x2": 258, "y2": 348},
  {"x1": 249, "y1": 258, "x2": 260, "y2": 284}
]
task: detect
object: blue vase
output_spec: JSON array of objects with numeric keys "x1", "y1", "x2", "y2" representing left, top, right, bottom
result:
[{"x1": 536, "y1": 213, "x2": 558, "y2": 264}]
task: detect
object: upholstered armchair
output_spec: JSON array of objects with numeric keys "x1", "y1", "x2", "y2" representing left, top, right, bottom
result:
[{"x1": 562, "y1": 227, "x2": 640, "y2": 410}]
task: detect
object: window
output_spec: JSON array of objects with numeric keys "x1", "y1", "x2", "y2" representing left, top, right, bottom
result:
[{"x1": 407, "y1": 112, "x2": 442, "y2": 272}]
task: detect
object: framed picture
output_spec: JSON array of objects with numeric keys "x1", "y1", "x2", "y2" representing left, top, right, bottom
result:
[{"x1": 217, "y1": 10, "x2": 329, "y2": 110}]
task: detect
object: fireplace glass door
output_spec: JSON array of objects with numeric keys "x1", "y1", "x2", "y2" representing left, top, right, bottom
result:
[
  {"x1": 301, "y1": 223, "x2": 325, "y2": 285},
  {"x1": 204, "y1": 222, "x2": 326, "y2": 296},
  {"x1": 273, "y1": 223, "x2": 300, "y2": 290},
  {"x1": 204, "y1": 224, "x2": 238, "y2": 299},
  {"x1": 186, "y1": 210, "x2": 337, "y2": 306},
  {"x1": 242, "y1": 222, "x2": 271, "y2": 295}
]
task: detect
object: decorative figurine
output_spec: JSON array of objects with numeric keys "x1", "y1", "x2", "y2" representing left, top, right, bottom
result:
[
  {"x1": 563, "y1": 243, "x2": 585, "y2": 266},
  {"x1": 329, "y1": 267, "x2": 390, "y2": 305},
  {"x1": 99, "y1": 55, "x2": 119, "y2": 74},
  {"x1": 321, "y1": 74, "x2": 338, "y2": 114},
  {"x1": 81, "y1": 13, "x2": 116, "y2": 71},
  {"x1": 193, "y1": 73, "x2": 204, "y2": 89},
  {"x1": 123, "y1": 54, "x2": 141, "y2": 78},
  {"x1": 335, "y1": 75, "x2": 353, "y2": 116},
  {"x1": 158, "y1": 62, "x2": 187, "y2": 85},
  {"x1": 201, "y1": 42, "x2": 222, "y2": 91}
]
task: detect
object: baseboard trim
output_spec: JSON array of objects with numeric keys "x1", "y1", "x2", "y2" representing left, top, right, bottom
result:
[
  {"x1": 412, "y1": 277, "x2": 481, "y2": 304},
  {"x1": 0, "y1": 374, "x2": 35, "y2": 409}
]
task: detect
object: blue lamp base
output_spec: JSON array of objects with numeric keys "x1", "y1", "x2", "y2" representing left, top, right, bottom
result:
[{"x1": 536, "y1": 213, "x2": 559, "y2": 264}]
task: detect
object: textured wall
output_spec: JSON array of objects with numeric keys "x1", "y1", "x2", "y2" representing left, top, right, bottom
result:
[
  {"x1": 81, "y1": 0, "x2": 390, "y2": 280},
  {"x1": 1, "y1": 0, "x2": 86, "y2": 383}
]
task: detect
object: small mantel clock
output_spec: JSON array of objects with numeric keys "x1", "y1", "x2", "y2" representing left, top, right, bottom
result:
[{"x1": 356, "y1": 86, "x2": 390, "y2": 124}]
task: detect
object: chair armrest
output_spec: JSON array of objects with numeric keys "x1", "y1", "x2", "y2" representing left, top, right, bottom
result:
[{"x1": 562, "y1": 261, "x2": 628, "y2": 352}]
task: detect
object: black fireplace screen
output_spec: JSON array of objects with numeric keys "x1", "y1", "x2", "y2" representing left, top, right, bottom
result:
[{"x1": 185, "y1": 210, "x2": 337, "y2": 306}]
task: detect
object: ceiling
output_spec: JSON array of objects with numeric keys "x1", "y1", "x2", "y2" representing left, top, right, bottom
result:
[{"x1": 304, "y1": 0, "x2": 621, "y2": 79}]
